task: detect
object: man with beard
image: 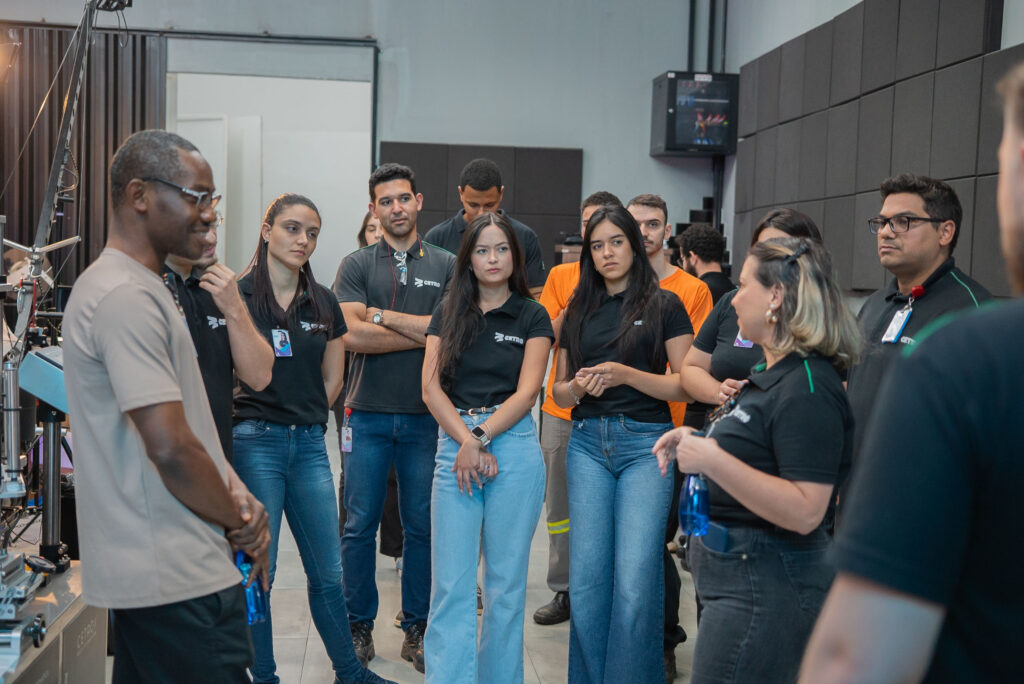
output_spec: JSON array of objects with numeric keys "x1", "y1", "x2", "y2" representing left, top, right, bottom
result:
[{"x1": 677, "y1": 222, "x2": 733, "y2": 303}]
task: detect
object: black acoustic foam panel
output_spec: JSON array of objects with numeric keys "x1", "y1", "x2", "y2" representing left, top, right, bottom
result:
[
  {"x1": 861, "y1": 0, "x2": 899, "y2": 93},
  {"x1": 891, "y1": 73, "x2": 934, "y2": 176},
  {"x1": 754, "y1": 126, "x2": 778, "y2": 209},
  {"x1": 830, "y1": 4, "x2": 864, "y2": 106},
  {"x1": 978, "y1": 42, "x2": 1024, "y2": 175},
  {"x1": 930, "y1": 57, "x2": 983, "y2": 180},
  {"x1": 445, "y1": 145, "x2": 517, "y2": 213},
  {"x1": 513, "y1": 147, "x2": 582, "y2": 216},
  {"x1": 774, "y1": 120, "x2": 802, "y2": 204},
  {"x1": 936, "y1": 0, "x2": 1003, "y2": 68},
  {"x1": 803, "y1": 21, "x2": 834, "y2": 115},
  {"x1": 946, "y1": 177, "x2": 976, "y2": 273},
  {"x1": 826, "y1": 100, "x2": 859, "y2": 197},
  {"x1": 852, "y1": 190, "x2": 889, "y2": 290},
  {"x1": 779, "y1": 35, "x2": 806, "y2": 123},
  {"x1": 735, "y1": 136, "x2": 756, "y2": 213},
  {"x1": 896, "y1": 0, "x2": 939, "y2": 80},
  {"x1": 738, "y1": 60, "x2": 759, "y2": 138},
  {"x1": 971, "y1": 175, "x2": 1011, "y2": 296},
  {"x1": 798, "y1": 111, "x2": 828, "y2": 201},
  {"x1": 379, "y1": 142, "x2": 449, "y2": 213},
  {"x1": 757, "y1": 48, "x2": 781, "y2": 131},
  {"x1": 856, "y1": 86, "x2": 895, "y2": 193},
  {"x1": 823, "y1": 195, "x2": 856, "y2": 291}
]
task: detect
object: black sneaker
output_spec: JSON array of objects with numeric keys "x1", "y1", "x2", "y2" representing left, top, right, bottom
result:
[
  {"x1": 349, "y1": 621, "x2": 375, "y2": 667},
  {"x1": 532, "y1": 591, "x2": 570, "y2": 625},
  {"x1": 401, "y1": 621, "x2": 426, "y2": 673},
  {"x1": 338, "y1": 668, "x2": 396, "y2": 684}
]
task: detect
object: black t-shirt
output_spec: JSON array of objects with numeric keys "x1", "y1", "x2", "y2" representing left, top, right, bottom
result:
[
  {"x1": 334, "y1": 238, "x2": 455, "y2": 413},
  {"x1": 693, "y1": 289, "x2": 764, "y2": 384},
  {"x1": 426, "y1": 293, "x2": 554, "y2": 409},
  {"x1": 233, "y1": 273, "x2": 346, "y2": 425},
  {"x1": 705, "y1": 353, "x2": 852, "y2": 528},
  {"x1": 559, "y1": 289, "x2": 692, "y2": 423},
  {"x1": 847, "y1": 258, "x2": 990, "y2": 461},
  {"x1": 423, "y1": 210, "x2": 546, "y2": 289},
  {"x1": 836, "y1": 300, "x2": 1024, "y2": 683},
  {"x1": 163, "y1": 266, "x2": 235, "y2": 461},
  {"x1": 699, "y1": 271, "x2": 735, "y2": 304}
]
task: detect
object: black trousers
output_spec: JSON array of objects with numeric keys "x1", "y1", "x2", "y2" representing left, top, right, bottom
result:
[{"x1": 112, "y1": 584, "x2": 252, "y2": 684}]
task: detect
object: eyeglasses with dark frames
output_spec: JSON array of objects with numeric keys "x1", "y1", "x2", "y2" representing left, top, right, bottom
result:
[
  {"x1": 867, "y1": 215, "x2": 946, "y2": 235},
  {"x1": 143, "y1": 177, "x2": 222, "y2": 211}
]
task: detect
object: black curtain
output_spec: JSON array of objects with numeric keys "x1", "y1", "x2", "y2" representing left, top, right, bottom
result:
[{"x1": 0, "y1": 21, "x2": 165, "y2": 289}]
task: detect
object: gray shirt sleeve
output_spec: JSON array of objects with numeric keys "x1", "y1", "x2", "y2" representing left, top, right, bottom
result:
[{"x1": 335, "y1": 252, "x2": 368, "y2": 305}]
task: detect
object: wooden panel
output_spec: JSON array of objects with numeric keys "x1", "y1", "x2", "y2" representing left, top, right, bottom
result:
[
  {"x1": 861, "y1": 0, "x2": 899, "y2": 93},
  {"x1": 798, "y1": 111, "x2": 828, "y2": 201},
  {"x1": 824, "y1": 195, "x2": 856, "y2": 291},
  {"x1": 896, "y1": 0, "x2": 940, "y2": 80},
  {"x1": 779, "y1": 35, "x2": 805, "y2": 123},
  {"x1": 856, "y1": 86, "x2": 894, "y2": 193},
  {"x1": 803, "y1": 21, "x2": 834, "y2": 115},
  {"x1": 971, "y1": 174, "x2": 1012, "y2": 296},
  {"x1": 826, "y1": 100, "x2": 859, "y2": 197},
  {"x1": 891, "y1": 73, "x2": 934, "y2": 176},
  {"x1": 830, "y1": 4, "x2": 864, "y2": 106},
  {"x1": 929, "y1": 58, "x2": 983, "y2": 180}
]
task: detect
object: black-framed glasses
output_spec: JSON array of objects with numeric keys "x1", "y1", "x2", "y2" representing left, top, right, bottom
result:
[
  {"x1": 143, "y1": 177, "x2": 222, "y2": 211},
  {"x1": 867, "y1": 215, "x2": 945, "y2": 235}
]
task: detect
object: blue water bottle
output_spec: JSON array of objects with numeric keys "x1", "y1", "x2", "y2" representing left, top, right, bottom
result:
[
  {"x1": 235, "y1": 551, "x2": 268, "y2": 625},
  {"x1": 678, "y1": 431, "x2": 710, "y2": 536}
]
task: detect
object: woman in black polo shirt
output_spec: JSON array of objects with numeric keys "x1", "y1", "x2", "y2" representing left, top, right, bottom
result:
[
  {"x1": 421, "y1": 213, "x2": 553, "y2": 683},
  {"x1": 232, "y1": 194, "x2": 391, "y2": 684},
  {"x1": 655, "y1": 237, "x2": 860, "y2": 683},
  {"x1": 552, "y1": 204, "x2": 693, "y2": 684}
]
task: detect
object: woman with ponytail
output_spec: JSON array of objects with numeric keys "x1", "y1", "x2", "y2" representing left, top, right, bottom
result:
[
  {"x1": 232, "y1": 194, "x2": 392, "y2": 684},
  {"x1": 654, "y1": 237, "x2": 860, "y2": 683}
]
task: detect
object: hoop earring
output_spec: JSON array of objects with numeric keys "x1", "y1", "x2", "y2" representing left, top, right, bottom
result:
[{"x1": 765, "y1": 308, "x2": 779, "y2": 325}]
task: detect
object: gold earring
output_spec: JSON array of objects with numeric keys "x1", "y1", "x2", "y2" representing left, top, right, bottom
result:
[{"x1": 765, "y1": 308, "x2": 779, "y2": 325}]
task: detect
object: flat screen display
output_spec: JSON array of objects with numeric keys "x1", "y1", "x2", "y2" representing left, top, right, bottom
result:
[{"x1": 674, "y1": 77, "x2": 733, "y2": 150}]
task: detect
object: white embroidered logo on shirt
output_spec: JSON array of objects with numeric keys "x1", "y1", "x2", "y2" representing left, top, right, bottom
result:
[
  {"x1": 207, "y1": 316, "x2": 226, "y2": 330},
  {"x1": 494, "y1": 332, "x2": 525, "y2": 345},
  {"x1": 728, "y1": 406, "x2": 752, "y2": 424},
  {"x1": 300, "y1": 321, "x2": 328, "y2": 332},
  {"x1": 633, "y1": 320, "x2": 643, "y2": 326},
  {"x1": 414, "y1": 277, "x2": 441, "y2": 288}
]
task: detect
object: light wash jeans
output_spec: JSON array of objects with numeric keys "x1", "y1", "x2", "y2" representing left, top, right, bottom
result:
[
  {"x1": 232, "y1": 420, "x2": 365, "y2": 684},
  {"x1": 424, "y1": 410, "x2": 545, "y2": 684},
  {"x1": 566, "y1": 416, "x2": 675, "y2": 684}
]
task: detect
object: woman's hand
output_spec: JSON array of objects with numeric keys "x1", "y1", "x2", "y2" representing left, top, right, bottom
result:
[
  {"x1": 718, "y1": 378, "x2": 748, "y2": 404},
  {"x1": 453, "y1": 437, "x2": 484, "y2": 495},
  {"x1": 654, "y1": 426, "x2": 720, "y2": 477},
  {"x1": 477, "y1": 450, "x2": 499, "y2": 478},
  {"x1": 579, "y1": 362, "x2": 634, "y2": 390},
  {"x1": 573, "y1": 371, "x2": 607, "y2": 398},
  {"x1": 654, "y1": 426, "x2": 689, "y2": 475}
]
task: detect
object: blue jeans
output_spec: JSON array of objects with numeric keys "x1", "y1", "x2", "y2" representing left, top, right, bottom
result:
[
  {"x1": 231, "y1": 420, "x2": 364, "y2": 684},
  {"x1": 424, "y1": 411, "x2": 545, "y2": 684},
  {"x1": 566, "y1": 416, "x2": 675, "y2": 684},
  {"x1": 689, "y1": 525, "x2": 834, "y2": 683},
  {"x1": 341, "y1": 410, "x2": 437, "y2": 628}
]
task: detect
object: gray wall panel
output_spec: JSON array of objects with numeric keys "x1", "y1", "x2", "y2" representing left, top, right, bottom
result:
[
  {"x1": 803, "y1": 21, "x2": 834, "y2": 115},
  {"x1": 978, "y1": 42, "x2": 1024, "y2": 175},
  {"x1": 936, "y1": 0, "x2": 1002, "y2": 68},
  {"x1": 779, "y1": 35, "x2": 806, "y2": 123},
  {"x1": 826, "y1": 100, "x2": 860, "y2": 197},
  {"x1": 739, "y1": 60, "x2": 759, "y2": 138},
  {"x1": 775, "y1": 120, "x2": 802, "y2": 204},
  {"x1": 796, "y1": 200, "x2": 826, "y2": 234},
  {"x1": 513, "y1": 147, "x2": 583, "y2": 216},
  {"x1": 896, "y1": 0, "x2": 940, "y2": 80},
  {"x1": 852, "y1": 191, "x2": 889, "y2": 290},
  {"x1": 379, "y1": 142, "x2": 449, "y2": 212},
  {"x1": 830, "y1": 4, "x2": 865, "y2": 106},
  {"x1": 971, "y1": 175, "x2": 1012, "y2": 296},
  {"x1": 757, "y1": 49, "x2": 782, "y2": 131},
  {"x1": 861, "y1": 0, "x2": 899, "y2": 93},
  {"x1": 891, "y1": 73, "x2": 934, "y2": 176},
  {"x1": 856, "y1": 87, "x2": 895, "y2": 192},
  {"x1": 735, "y1": 136, "x2": 756, "y2": 213},
  {"x1": 946, "y1": 177, "x2": 976, "y2": 273},
  {"x1": 823, "y1": 195, "x2": 856, "y2": 291},
  {"x1": 732, "y1": 211, "x2": 754, "y2": 272},
  {"x1": 754, "y1": 127, "x2": 779, "y2": 209},
  {"x1": 798, "y1": 111, "x2": 829, "y2": 201},
  {"x1": 930, "y1": 58, "x2": 983, "y2": 179}
]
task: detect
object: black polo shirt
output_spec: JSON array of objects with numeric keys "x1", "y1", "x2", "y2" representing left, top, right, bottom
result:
[
  {"x1": 558, "y1": 289, "x2": 692, "y2": 423},
  {"x1": 233, "y1": 273, "x2": 346, "y2": 425},
  {"x1": 335, "y1": 238, "x2": 455, "y2": 413},
  {"x1": 423, "y1": 210, "x2": 546, "y2": 289},
  {"x1": 836, "y1": 300, "x2": 1024, "y2": 682},
  {"x1": 693, "y1": 289, "x2": 764, "y2": 384},
  {"x1": 846, "y1": 258, "x2": 990, "y2": 460},
  {"x1": 699, "y1": 271, "x2": 735, "y2": 305},
  {"x1": 163, "y1": 265, "x2": 235, "y2": 461},
  {"x1": 425, "y1": 293, "x2": 553, "y2": 409},
  {"x1": 705, "y1": 353, "x2": 852, "y2": 529}
]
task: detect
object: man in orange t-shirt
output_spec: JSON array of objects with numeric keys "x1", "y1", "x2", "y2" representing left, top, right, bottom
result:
[
  {"x1": 533, "y1": 191, "x2": 622, "y2": 626},
  {"x1": 627, "y1": 193, "x2": 712, "y2": 680}
]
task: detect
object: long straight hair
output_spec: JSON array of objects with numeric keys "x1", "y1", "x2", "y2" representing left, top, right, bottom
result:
[
  {"x1": 561, "y1": 204, "x2": 664, "y2": 378},
  {"x1": 435, "y1": 213, "x2": 530, "y2": 393},
  {"x1": 244, "y1": 193, "x2": 332, "y2": 331}
]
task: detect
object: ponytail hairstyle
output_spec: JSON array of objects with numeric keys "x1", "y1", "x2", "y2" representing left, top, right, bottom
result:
[
  {"x1": 748, "y1": 237, "x2": 861, "y2": 369},
  {"x1": 561, "y1": 204, "x2": 664, "y2": 378},
  {"x1": 245, "y1": 193, "x2": 333, "y2": 332},
  {"x1": 435, "y1": 212, "x2": 530, "y2": 393}
]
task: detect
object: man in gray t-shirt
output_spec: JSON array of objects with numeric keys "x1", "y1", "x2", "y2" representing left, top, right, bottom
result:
[{"x1": 63, "y1": 130, "x2": 269, "y2": 682}]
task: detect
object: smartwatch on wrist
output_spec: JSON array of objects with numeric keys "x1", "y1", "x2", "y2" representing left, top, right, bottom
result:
[
  {"x1": 470, "y1": 425, "x2": 491, "y2": 448},
  {"x1": 372, "y1": 311, "x2": 384, "y2": 326}
]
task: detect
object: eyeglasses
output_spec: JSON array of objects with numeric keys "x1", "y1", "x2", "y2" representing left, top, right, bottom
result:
[
  {"x1": 867, "y1": 215, "x2": 946, "y2": 235},
  {"x1": 143, "y1": 177, "x2": 222, "y2": 211}
]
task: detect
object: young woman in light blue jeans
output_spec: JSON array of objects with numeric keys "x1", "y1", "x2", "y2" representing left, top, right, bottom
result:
[
  {"x1": 421, "y1": 213, "x2": 553, "y2": 683},
  {"x1": 552, "y1": 205, "x2": 694, "y2": 684}
]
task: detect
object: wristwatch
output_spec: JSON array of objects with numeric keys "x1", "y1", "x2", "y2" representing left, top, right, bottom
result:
[
  {"x1": 471, "y1": 425, "x2": 491, "y2": 448},
  {"x1": 372, "y1": 311, "x2": 384, "y2": 326}
]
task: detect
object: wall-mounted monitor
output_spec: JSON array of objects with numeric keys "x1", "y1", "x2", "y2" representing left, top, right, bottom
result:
[{"x1": 650, "y1": 71, "x2": 739, "y2": 157}]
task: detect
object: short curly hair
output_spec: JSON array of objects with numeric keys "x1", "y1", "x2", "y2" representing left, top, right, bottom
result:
[
  {"x1": 678, "y1": 223, "x2": 725, "y2": 263},
  {"x1": 879, "y1": 173, "x2": 962, "y2": 252}
]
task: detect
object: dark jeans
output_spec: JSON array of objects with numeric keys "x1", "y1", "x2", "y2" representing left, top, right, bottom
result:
[
  {"x1": 689, "y1": 525, "x2": 834, "y2": 683},
  {"x1": 341, "y1": 410, "x2": 437, "y2": 629},
  {"x1": 112, "y1": 585, "x2": 252, "y2": 684},
  {"x1": 334, "y1": 404, "x2": 404, "y2": 557}
]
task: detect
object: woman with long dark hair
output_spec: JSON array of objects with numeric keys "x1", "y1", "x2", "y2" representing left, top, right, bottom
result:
[
  {"x1": 421, "y1": 212, "x2": 552, "y2": 683},
  {"x1": 232, "y1": 194, "x2": 392, "y2": 684},
  {"x1": 552, "y1": 204, "x2": 694, "y2": 683},
  {"x1": 655, "y1": 238, "x2": 860, "y2": 682}
]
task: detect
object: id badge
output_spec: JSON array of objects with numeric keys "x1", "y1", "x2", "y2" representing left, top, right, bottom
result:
[
  {"x1": 272, "y1": 329, "x2": 293, "y2": 357},
  {"x1": 881, "y1": 308, "x2": 912, "y2": 344},
  {"x1": 341, "y1": 427, "x2": 353, "y2": 452},
  {"x1": 733, "y1": 333, "x2": 754, "y2": 348}
]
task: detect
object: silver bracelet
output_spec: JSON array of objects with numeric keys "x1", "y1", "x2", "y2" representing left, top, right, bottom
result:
[{"x1": 568, "y1": 383, "x2": 583, "y2": 405}]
